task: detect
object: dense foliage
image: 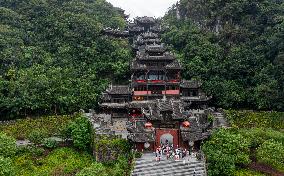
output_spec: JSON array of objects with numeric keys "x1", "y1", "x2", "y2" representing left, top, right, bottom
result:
[
  {"x1": 202, "y1": 129, "x2": 251, "y2": 175},
  {"x1": 13, "y1": 147, "x2": 93, "y2": 176},
  {"x1": 76, "y1": 156, "x2": 131, "y2": 176},
  {"x1": 226, "y1": 110, "x2": 284, "y2": 130},
  {"x1": 163, "y1": 0, "x2": 284, "y2": 110},
  {"x1": 93, "y1": 135, "x2": 132, "y2": 162},
  {"x1": 238, "y1": 128, "x2": 284, "y2": 148},
  {"x1": 69, "y1": 114, "x2": 93, "y2": 150},
  {"x1": 0, "y1": 0, "x2": 132, "y2": 119},
  {"x1": 203, "y1": 111, "x2": 284, "y2": 175},
  {"x1": 233, "y1": 169, "x2": 265, "y2": 176},
  {"x1": 0, "y1": 132, "x2": 17, "y2": 158},
  {"x1": 76, "y1": 162, "x2": 108, "y2": 176},
  {"x1": 0, "y1": 114, "x2": 134, "y2": 176},
  {"x1": 0, "y1": 156, "x2": 15, "y2": 176},
  {"x1": 203, "y1": 128, "x2": 284, "y2": 175},
  {"x1": 256, "y1": 140, "x2": 284, "y2": 172},
  {"x1": 0, "y1": 115, "x2": 75, "y2": 139}
]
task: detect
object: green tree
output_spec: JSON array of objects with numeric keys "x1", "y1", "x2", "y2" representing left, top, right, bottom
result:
[
  {"x1": 69, "y1": 114, "x2": 92, "y2": 150},
  {"x1": 163, "y1": 0, "x2": 284, "y2": 111},
  {"x1": 0, "y1": 0, "x2": 131, "y2": 119}
]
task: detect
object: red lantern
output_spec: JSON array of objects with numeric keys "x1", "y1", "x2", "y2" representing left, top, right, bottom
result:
[
  {"x1": 182, "y1": 121, "x2": 190, "y2": 128},
  {"x1": 145, "y1": 122, "x2": 153, "y2": 129}
]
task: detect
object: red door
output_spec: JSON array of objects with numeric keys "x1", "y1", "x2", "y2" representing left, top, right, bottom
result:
[{"x1": 155, "y1": 129, "x2": 179, "y2": 149}]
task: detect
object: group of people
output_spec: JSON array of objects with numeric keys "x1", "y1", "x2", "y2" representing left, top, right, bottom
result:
[{"x1": 155, "y1": 142, "x2": 189, "y2": 162}]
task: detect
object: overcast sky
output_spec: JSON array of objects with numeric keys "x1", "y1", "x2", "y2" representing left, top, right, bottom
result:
[{"x1": 106, "y1": 0, "x2": 178, "y2": 19}]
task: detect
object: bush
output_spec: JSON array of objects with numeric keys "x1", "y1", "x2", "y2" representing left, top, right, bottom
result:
[
  {"x1": 69, "y1": 114, "x2": 92, "y2": 150},
  {"x1": 112, "y1": 156, "x2": 131, "y2": 176},
  {"x1": 0, "y1": 156, "x2": 15, "y2": 176},
  {"x1": 93, "y1": 136, "x2": 132, "y2": 162},
  {"x1": 43, "y1": 139, "x2": 58, "y2": 149},
  {"x1": 58, "y1": 124, "x2": 72, "y2": 141},
  {"x1": 13, "y1": 147, "x2": 93, "y2": 175},
  {"x1": 76, "y1": 163, "x2": 108, "y2": 176},
  {"x1": 0, "y1": 132, "x2": 17, "y2": 157},
  {"x1": 16, "y1": 145, "x2": 45, "y2": 157},
  {"x1": 134, "y1": 151, "x2": 142, "y2": 158},
  {"x1": 202, "y1": 129, "x2": 251, "y2": 176},
  {"x1": 256, "y1": 140, "x2": 284, "y2": 172},
  {"x1": 225, "y1": 110, "x2": 284, "y2": 130},
  {"x1": 0, "y1": 115, "x2": 76, "y2": 139},
  {"x1": 27, "y1": 130, "x2": 48, "y2": 144},
  {"x1": 233, "y1": 169, "x2": 265, "y2": 176},
  {"x1": 238, "y1": 128, "x2": 284, "y2": 148}
]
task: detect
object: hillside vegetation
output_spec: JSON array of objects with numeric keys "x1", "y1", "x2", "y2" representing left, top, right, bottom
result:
[
  {"x1": 202, "y1": 111, "x2": 284, "y2": 176},
  {"x1": 0, "y1": 0, "x2": 132, "y2": 119},
  {"x1": 163, "y1": 0, "x2": 284, "y2": 111}
]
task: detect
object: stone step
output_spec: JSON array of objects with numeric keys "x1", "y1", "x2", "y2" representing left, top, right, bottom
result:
[
  {"x1": 132, "y1": 153, "x2": 207, "y2": 176},
  {"x1": 132, "y1": 167, "x2": 205, "y2": 176},
  {"x1": 134, "y1": 163, "x2": 204, "y2": 173},
  {"x1": 133, "y1": 165, "x2": 205, "y2": 175},
  {"x1": 134, "y1": 161, "x2": 203, "y2": 170},
  {"x1": 140, "y1": 170, "x2": 205, "y2": 176},
  {"x1": 135, "y1": 160, "x2": 200, "y2": 166},
  {"x1": 133, "y1": 164, "x2": 205, "y2": 173},
  {"x1": 133, "y1": 167, "x2": 205, "y2": 174}
]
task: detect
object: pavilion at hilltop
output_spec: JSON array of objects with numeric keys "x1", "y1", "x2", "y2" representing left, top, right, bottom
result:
[{"x1": 94, "y1": 16, "x2": 213, "y2": 152}]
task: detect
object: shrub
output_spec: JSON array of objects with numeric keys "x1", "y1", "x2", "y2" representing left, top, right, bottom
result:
[
  {"x1": 29, "y1": 146, "x2": 45, "y2": 157},
  {"x1": 238, "y1": 128, "x2": 284, "y2": 148},
  {"x1": 233, "y1": 169, "x2": 265, "y2": 176},
  {"x1": 202, "y1": 129, "x2": 251, "y2": 176},
  {"x1": 16, "y1": 145, "x2": 45, "y2": 157},
  {"x1": 43, "y1": 139, "x2": 58, "y2": 149},
  {"x1": 0, "y1": 132, "x2": 17, "y2": 157},
  {"x1": 76, "y1": 163, "x2": 108, "y2": 176},
  {"x1": 112, "y1": 156, "x2": 130, "y2": 176},
  {"x1": 134, "y1": 151, "x2": 142, "y2": 158},
  {"x1": 69, "y1": 114, "x2": 92, "y2": 150},
  {"x1": 225, "y1": 110, "x2": 284, "y2": 130},
  {"x1": 93, "y1": 136, "x2": 132, "y2": 162},
  {"x1": 27, "y1": 130, "x2": 48, "y2": 144},
  {"x1": 0, "y1": 156, "x2": 15, "y2": 176},
  {"x1": 256, "y1": 140, "x2": 284, "y2": 172},
  {"x1": 13, "y1": 147, "x2": 93, "y2": 175},
  {"x1": 58, "y1": 124, "x2": 72, "y2": 141},
  {"x1": 0, "y1": 115, "x2": 76, "y2": 139}
]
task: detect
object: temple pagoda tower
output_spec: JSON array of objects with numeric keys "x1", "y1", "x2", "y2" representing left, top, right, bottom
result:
[{"x1": 98, "y1": 17, "x2": 212, "y2": 151}]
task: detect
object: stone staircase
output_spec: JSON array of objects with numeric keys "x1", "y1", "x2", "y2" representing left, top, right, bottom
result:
[{"x1": 132, "y1": 153, "x2": 207, "y2": 176}]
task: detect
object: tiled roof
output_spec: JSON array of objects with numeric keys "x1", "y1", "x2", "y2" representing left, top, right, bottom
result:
[
  {"x1": 135, "y1": 16, "x2": 156, "y2": 24},
  {"x1": 141, "y1": 32, "x2": 159, "y2": 39},
  {"x1": 180, "y1": 80, "x2": 202, "y2": 88},
  {"x1": 145, "y1": 44, "x2": 167, "y2": 53},
  {"x1": 165, "y1": 60, "x2": 182, "y2": 69},
  {"x1": 128, "y1": 132, "x2": 155, "y2": 142},
  {"x1": 106, "y1": 85, "x2": 130, "y2": 95}
]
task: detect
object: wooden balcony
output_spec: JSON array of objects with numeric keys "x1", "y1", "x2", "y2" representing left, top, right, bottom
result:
[
  {"x1": 162, "y1": 90, "x2": 180, "y2": 95},
  {"x1": 133, "y1": 91, "x2": 150, "y2": 96}
]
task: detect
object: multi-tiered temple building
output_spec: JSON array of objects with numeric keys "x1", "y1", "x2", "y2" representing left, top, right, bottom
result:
[{"x1": 96, "y1": 17, "x2": 212, "y2": 151}]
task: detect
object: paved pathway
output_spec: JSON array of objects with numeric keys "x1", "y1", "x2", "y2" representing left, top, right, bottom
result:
[{"x1": 132, "y1": 152, "x2": 207, "y2": 176}]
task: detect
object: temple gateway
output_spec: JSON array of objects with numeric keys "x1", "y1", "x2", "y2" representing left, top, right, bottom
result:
[{"x1": 94, "y1": 17, "x2": 213, "y2": 152}]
